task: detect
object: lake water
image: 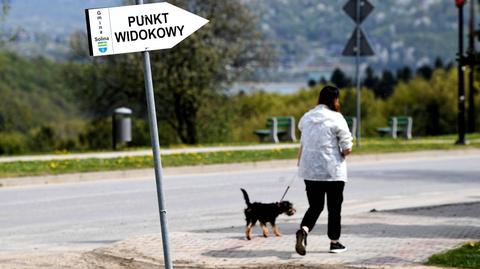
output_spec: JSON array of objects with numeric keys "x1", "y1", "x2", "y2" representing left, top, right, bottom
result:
[{"x1": 231, "y1": 82, "x2": 309, "y2": 95}]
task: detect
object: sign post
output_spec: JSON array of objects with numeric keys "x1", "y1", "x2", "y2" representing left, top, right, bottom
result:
[
  {"x1": 455, "y1": 0, "x2": 467, "y2": 145},
  {"x1": 85, "y1": 2, "x2": 209, "y2": 269},
  {"x1": 342, "y1": 0, "x2": 375, "y2": 147}
]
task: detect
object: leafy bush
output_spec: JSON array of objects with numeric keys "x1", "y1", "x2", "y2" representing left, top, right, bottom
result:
[
  {"x1": 386, "y1": 69, "x2": 458, "y2": 136},
  {"x1": 78, "y1": 118, "x2": 112, "y2": 150},
  {"x1": 29, "y1": 126, "x2": 58, "y2": 152},
  {"x1": 228, "y1": 85, "x2": 386, "y2": 141},
  {"x1": 0, "y1": 132, "x2": 28, "y2": 155}
]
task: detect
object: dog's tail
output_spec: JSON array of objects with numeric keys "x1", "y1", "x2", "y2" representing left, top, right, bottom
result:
[{"x1": 240, "y1": 188, "x2": 251, "y2": 206}]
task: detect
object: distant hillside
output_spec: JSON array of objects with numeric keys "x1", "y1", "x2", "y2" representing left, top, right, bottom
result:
[
  {"x1": 0, "y1": 52, "x2": 80, "y2": 133},
  {"x1": 243, "y1": 0, "x2": 458, "y2": 78},
  {"x1": 4, "y1": 0, "x2": 462, "y2": 80},
  {"x1": 4, "y1": 0, "x2": 120, "y2": 58}
]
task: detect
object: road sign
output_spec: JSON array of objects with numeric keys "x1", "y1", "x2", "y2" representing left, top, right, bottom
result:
[
  {"x1": 342, "y1": 27, "x2": 375, "y2": 56},
  {"x1": 343, "y1": 0, "x2": 374, "y2": 24},
  {"x1": 342, "y1": 0, "x2": 375, "y2": 148},
  {"x1": 85, "y1": 2, "x2": 208, "y2": 269},
  {"x1": 85, "y1": 2, "x2": 209, "y2": 56}
]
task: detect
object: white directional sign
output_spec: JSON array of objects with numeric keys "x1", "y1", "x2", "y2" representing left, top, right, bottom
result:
[{"x1": 85, "y1": 2, "x2": 209, "y2": 56}]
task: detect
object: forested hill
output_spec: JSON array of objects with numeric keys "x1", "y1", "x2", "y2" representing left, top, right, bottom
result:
[
  {"x1": 243, "y1": 0, "x2": 458, "y2": 71},
  {"x1": 5, "y1": 0, "x2": 460, "y2": 78}
]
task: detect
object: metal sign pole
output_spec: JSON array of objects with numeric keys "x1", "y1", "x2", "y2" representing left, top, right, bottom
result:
[
  {"x1": 456, "y1": 2, "x2": 467, "y2": 145},
  {"x1": 86, "y1": 2, "x2": 208, "y2": 268},
  {"x1": 355, "y1": 0, "x2": 361, "y2": 147},
  {"x1": 342, "y1": 0, "x2": 374, "y2": 146},
  {"x1": 136, "y1": 1, "x2": 174, "y2": 268}
]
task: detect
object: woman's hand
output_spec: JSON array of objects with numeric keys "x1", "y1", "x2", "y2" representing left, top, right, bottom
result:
[{"x1": 341, "y1": 148, "x2": 352, "y2": 158}]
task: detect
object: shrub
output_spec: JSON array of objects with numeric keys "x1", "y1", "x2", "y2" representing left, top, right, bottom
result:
[{"x1": 0, "y1": 132, "x2": 28, "y2": 155}]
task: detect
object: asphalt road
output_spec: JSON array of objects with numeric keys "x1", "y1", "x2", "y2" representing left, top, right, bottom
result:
[{"x1": 1, "y1": 153, "x2": 479, "y2": 252}]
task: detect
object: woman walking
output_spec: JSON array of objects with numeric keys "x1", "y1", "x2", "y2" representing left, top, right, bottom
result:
[{"x1": 295, "y1": 85, "x2": 353, "y2": 256}]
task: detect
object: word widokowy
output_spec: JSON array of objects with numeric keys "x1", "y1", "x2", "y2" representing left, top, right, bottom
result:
[{"x1": 115, "y1": 13, "x2": 185, "y2": 42}]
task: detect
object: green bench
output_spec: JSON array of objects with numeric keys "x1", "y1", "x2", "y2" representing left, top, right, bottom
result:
[
  {"x1": 344, "y1": 116, "x2": 357, "y2": 139},
  {"x1": 376, "y1": 116, "x2": 413, "y2": 139},
  {"x1": 254, "y1": 116, "x2": 297, "y2": 143}
]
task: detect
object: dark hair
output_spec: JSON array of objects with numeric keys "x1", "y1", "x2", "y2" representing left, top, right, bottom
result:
[{"x1": 317, "y1": 85, "x2": 340, "y2": 112}]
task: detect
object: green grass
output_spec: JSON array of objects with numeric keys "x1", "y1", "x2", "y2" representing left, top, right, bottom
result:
[
  {"x1": 0, "y1": 148, "x2": 298, "y2": 178},
  {"x1": 0, "y1": 135, "x2": 479, "y2": 178},
  {"x1": 427, "y1": 241, "x2": 480, "y2": 269}
]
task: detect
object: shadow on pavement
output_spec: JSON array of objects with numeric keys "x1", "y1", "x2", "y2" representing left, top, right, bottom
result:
[
  {"x1": 381, "y1": 201, "x2": 480, "y2": 218},
  {"x1": 354, "y1": 169, "x2": 479, "y2": 183},
  {"x1": 203, "y1": 249, "x2": 295, "y2": 260},
  {"x1": 194, "y1": 221, "x2": 479, "y2": 240},
  {"x1": 193, "y1": 202, "x2": 480, "y2": 240},
  {"x1": 346, "y1": 256, "x2": 412, "y2": 266}
]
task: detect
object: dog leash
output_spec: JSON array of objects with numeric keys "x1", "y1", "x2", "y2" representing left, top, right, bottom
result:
[{"x1": 280, "y1": 172, "x2": 297, "y2": 201}]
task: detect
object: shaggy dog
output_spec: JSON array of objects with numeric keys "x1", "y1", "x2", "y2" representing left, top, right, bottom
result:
[{"x1": 241, "y1": 188, "x2": 296, "y2": 240}]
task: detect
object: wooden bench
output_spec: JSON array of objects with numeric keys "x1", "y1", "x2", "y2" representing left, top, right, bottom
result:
[
  {"x1": 345, "y1": 116, "x2": 357, "y2": 139},
  {"x1": 376, "y1": 116, "x2": 413, "y2": 139},
  {"x1": 254, "y1": 116, "x2": 297, "y2": 143}
]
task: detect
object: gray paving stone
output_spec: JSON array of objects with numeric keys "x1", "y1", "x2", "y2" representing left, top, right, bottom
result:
[{"x1": 88, "y1": 204, "x2": 480, "y2": 268}]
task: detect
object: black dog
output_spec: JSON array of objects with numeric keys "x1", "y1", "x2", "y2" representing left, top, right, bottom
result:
[{"x1": 241, "y1": 188, "x2": 296, "y2": 240}]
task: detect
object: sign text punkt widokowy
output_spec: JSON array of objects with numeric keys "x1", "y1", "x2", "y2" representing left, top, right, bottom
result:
[
  {"x1": 115, "y1": 13, "x2": 185, "y2": 42},
  {"x1": 85, "y1": 2, "x2": 208, "y2": 56}
]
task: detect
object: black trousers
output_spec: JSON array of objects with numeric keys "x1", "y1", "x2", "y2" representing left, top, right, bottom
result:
[{"x1": 300, "y1": 180, "x2": 345, "y2": 240}]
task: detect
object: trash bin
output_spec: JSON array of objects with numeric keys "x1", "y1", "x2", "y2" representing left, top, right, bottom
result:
[{"x1": 112, "y1": 107, "x2": 132, "y2": 150}]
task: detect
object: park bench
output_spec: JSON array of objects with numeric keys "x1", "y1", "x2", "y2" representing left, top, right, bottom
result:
[
  {"x1": 345, "y1": 116, "x2": 357, "y2": 139},
  {"x1": 376, "y1": 116, "x2": 413, "y2": 139},
  {"x1": 254, "y1": 116, "x2": 297, "y2": 143}
]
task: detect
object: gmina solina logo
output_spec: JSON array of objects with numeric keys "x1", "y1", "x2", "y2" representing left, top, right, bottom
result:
[
  {"x1": 98, "y1": 41, "x2": 108, "y2": 53},
  {"x1": 95, "y1": 37, "x2": 109, "y2": 53}
]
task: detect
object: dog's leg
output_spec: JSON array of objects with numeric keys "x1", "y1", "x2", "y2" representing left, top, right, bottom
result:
[
  {"x1": 245, "y1": 223, "x2": 253, "y2": 240},
  {"x1": 260, "y1": 223, "x2": 269, "y2": 237},
  {"x1": 272, "y1": 224, "x2": 281, "y2": 237}
]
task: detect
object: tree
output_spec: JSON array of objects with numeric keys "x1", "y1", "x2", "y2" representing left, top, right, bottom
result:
[
  {"x1": 396, "y1": 66, "x2": 412, "y2": 82},
  {"x1": 374, "y1": 70, "x2": 396, "y2": 99},
  {"x1": 386, "y1": 69, "x2": 458, "y2": 136},
  {"x1": 363, "y1": 66, "x2": 379, "y2": 90},
  {"x1": 68, "y1": 31, "x2": 90, "y2": 62},
  {"x1": 69, "y1": 0, "x2": 273, "y2": 145},
  {"x1": 0, "y1": 0, "x2": 17, "y2": 47},
  {"x1": 330, "y1": 68, "x2": 351, "y2": 89},
  {"x1": 319, "y1": 76, "x2": 328, "y2": 85},
  {"x1": 434, "y1": 57, "x2": 444, "y2": 70},
  {"x1": 417, "y1": 64, "x2": 434, "y2": 80}
]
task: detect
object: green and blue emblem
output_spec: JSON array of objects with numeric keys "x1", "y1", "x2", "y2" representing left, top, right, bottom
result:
[{"x1": 98, "y1": 41, "x2": 108, "y2": 53}]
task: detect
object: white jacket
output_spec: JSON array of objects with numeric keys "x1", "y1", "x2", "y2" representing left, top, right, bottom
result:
[{"x1": 298, "y1": 105, "x2": 353, "y2": 182}]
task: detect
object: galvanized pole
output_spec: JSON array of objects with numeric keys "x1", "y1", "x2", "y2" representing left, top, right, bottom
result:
[
  {"x1": 355, "y1": 0, "x2": 361, "y2": 147},
  {"x1": 136, "y1": 0, "x2": 174, "y2": 268},
  {"x1": 457, "y1": 3, "x2": 467, "y2": 145}
]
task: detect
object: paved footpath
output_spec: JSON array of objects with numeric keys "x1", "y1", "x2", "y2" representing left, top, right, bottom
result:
[
  {"x1": 1, "y1": 202, "x2": 478, "y2": 268},
  {"x1": 85, "y1": 202, "x2": 480, "y2": 269}
]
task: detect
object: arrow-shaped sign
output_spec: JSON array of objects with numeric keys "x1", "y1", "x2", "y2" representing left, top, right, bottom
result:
[
  {"x1": 343, "y1": 0, "x2": 374, "y2": 24},
  {"x1": 342, "y1": 26, "x2": 375, "y2": 57},
  {"x1": 86, "y1": 2, "x2": 209, "y2": 56}
]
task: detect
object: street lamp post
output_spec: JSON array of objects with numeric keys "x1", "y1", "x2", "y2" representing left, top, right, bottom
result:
[{"x1": 456, "y1": 0, "x2": 467, "y2": 145}]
